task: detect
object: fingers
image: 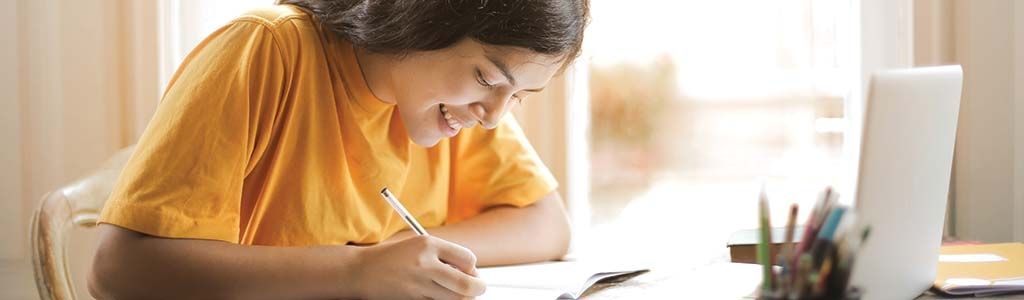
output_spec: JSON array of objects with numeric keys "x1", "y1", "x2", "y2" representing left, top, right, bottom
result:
[
  {"x1": 423, "y1": 279, "x2": 476, "y2": 300},
  {"x1": 396, "y1": 236, "x2": 485, "y2": 298},
  {"x1": 424, "y1": 237, "x2": 485, "y2": 297},
  {"x1": 433, "y1": 239, "x2": 478, "y2": 276},
  {"x1": 429, "y1": 261, "x2": 487, "y2": 297}
]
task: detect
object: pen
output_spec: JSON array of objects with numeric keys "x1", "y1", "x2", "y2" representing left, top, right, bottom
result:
[
  {"x1": 796, "y1": 187, "x2": 831, "y2": 256},
  {"x1": 757, "y1": 187, "x2": 773, "y2": 293},
  {"x1": 816, "y1": 207, "x2": 847, "y2": 241},
  {"x1": 782, "y1": 204, "x2": 799, "y2": 260},
  {"x1": 780, "y1": 204, "x2": 799, "y2": 294},
  {"x1": 813, "y1": 255, "x2": 833, "y2": 296},
  {"x1": 380, "y1": 187, "x2": 429, "y2": 236},
  {"x1": 793, "y1": 253, "x2": 813, "y2": 298}
]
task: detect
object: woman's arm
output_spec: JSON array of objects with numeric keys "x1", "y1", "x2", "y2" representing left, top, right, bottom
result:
[
  {"x1": 388, "y1": 191, "x2": 572, "y2": 266},
  {"x1": 89, "y1": 224, "x2": 485, "y2": 300}
]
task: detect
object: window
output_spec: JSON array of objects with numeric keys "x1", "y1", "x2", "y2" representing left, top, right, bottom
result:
[{"x1": 584, "y1": 0, "x2": 848, "y2": 264}]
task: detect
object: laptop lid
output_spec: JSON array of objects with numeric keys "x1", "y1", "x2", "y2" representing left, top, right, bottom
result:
[{"x1": 849, "y1": 65, "x2": 963, "y2": 300}]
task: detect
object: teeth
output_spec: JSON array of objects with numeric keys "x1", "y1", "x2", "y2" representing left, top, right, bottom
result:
[{"x1": 441, "y1": 104, "x2": 460, "y2": 131}]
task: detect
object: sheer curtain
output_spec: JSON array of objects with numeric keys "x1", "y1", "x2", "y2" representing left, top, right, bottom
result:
[
  {"x1": 1, "y1": 1, "x2": 274, "y2": 297},
  {"x1": 3, "y1": 0, "x2": 163, "y2": 298}
]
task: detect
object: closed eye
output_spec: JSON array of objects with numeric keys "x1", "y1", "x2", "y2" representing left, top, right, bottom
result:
[{"x1": 476, "y1": 69, "x2": 495, "y2": 88}]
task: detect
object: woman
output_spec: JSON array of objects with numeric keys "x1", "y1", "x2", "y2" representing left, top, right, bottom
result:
[{"x1": 88, "y1": 0, "x2": 588, "y2": 299}]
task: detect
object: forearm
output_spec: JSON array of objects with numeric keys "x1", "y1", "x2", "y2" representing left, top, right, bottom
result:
[
  {"x1": 89, "y1": 224, "x2": 362, "y2": 300},
  {"x1": 393, "y1": 192, "x2": 571, "y2": 266}
]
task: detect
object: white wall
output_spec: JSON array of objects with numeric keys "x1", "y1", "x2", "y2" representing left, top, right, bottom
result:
[
  {"x1": 947, "y1": 0, "x2": 1019, "y2": 242},
  {"x1": 1015, "y1": 1, "x2": 1024, "y2": 243},
  {"x1": 895, "y1": 0, "x2": 1024, "y2": 243},
  {"x1": 0, "y1": 0, "x2": 22, "y2": 261}
]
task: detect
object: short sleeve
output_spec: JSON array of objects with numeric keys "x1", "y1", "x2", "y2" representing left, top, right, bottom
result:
[
  {"x1": 99, "y1": 20, "x2": 287, "y2": 243},
  {"x1": 446, "y1": 116, "x2": 559, "y2": 224}
]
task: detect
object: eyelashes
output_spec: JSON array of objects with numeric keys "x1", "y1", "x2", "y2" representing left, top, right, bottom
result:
[
  {"x1": 476, "y1": 68, "x2": 525, "y2": 104},
  {"x1": 476, "y1": 69, "x2": 494, "y2": 88}
]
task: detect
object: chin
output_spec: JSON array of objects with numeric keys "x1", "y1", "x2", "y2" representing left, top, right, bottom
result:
[
  {"x1": 409, "y1": 133, "x2": 442, "y2": 148},
  {"x1": 396, "y1": 107, "x2": 443, "y2": 147}
]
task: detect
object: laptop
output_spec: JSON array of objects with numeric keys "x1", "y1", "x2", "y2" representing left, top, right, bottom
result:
[{"x1": 849, "y1": 65, "x2": 963, "y2": 299}]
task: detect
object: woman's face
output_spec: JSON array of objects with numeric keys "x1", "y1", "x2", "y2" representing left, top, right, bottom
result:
[{"x1": 384, "y1": 39, "x2": 563, "y2": 147}]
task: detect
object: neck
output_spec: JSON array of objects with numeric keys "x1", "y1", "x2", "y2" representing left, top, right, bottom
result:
[{"x1": 353, "y1": 47, "x2": 397, "y2": 104}]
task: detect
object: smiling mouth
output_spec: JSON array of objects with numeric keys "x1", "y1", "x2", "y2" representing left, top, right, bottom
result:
[{"x1": 440, "y1": 104, "x2": 462, "y2": 132}]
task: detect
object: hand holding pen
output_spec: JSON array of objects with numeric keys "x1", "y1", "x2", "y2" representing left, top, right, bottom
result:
[{"x1": 348, "y1": 187, "x2": 485, "y2": 299}]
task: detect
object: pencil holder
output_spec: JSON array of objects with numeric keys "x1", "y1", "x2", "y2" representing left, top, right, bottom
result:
[{"x1": 755, "y1": 286, "x2": 862, "y2": 300}]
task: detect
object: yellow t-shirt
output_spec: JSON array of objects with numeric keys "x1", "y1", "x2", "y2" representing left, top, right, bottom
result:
[{"x1": 99, "y1": 5, "x2": 557, "y2": 246}]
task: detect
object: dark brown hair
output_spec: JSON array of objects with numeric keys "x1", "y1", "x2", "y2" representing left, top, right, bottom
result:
[{"x1": 278, "y1": 0, "x2": 589, "y2": 65}]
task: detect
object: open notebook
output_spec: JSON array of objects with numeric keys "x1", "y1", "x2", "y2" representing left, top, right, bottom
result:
[
  {"x1": 476, "y1": 261, "x2": 648, "y2": 300},
  {"x1": 933, "y1": 243, "x2": 1024, "y2": 297}
]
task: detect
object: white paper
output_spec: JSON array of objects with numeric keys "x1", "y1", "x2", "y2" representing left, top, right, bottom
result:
[
  {"x1": 970, "y1": 279, "x2": 1024, "y2": 298},
  {"x1": 477, "y1": 286, "x2": 565, "y2": 300},
  {"x1": 943, "y1": 277, "x2": 1024, "y2": 296},
  {"x1": 477, "y1": 261, "x2": 591, "y2": 291},
  {"x1": 475, "y1": 261, "x2": 647, "y2": 299},
  {"x1": 943, "y1": 277, "x2": 991, "y2": 288},
  {"x1": 993, "y1": 277, "x2": 1024, "y2": 286},
  {"x1": 938, "y1": 253, "x2": 1007, "y2": 263}
]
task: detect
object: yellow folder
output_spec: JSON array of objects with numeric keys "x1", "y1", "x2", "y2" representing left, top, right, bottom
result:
[{"x1": 933, "y1": 243, "x2": 1024, "y2": 296}]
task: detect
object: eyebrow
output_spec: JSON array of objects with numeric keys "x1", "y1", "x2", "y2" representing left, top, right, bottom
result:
[
  {"x1": 486, "y1": 54, "x2": 517, "y2": 87},
  {"x1": 485, "y1": 54, "x2": 546, "y2": 93}
]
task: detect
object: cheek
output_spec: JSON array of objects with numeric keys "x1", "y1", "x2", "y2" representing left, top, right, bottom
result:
[
  {"x1": 435, "y1": 79, "x2": 483, "y2": 105},
  {"x1": 394, "y1": 65, "x2": 480, "y2": 110},
  {"x1": 394, "y1": 81, "x2": 438, "y2": 111},
  {"x1": 425, "y1": 65, "x2": 479, "y2": 104}
]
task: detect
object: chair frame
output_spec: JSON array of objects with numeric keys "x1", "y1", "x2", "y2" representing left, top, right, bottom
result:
[{"x1": 30, "y1": 146, "x2": 134, "y2": 300}]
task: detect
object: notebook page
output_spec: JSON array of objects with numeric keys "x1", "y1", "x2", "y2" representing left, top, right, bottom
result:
[{"x1": 477, "y1": 261, "x2": 596, "y2": 291}]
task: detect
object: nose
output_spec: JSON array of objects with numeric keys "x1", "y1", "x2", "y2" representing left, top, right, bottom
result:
[{"x1": 470, "y1": 93, "x2": 514, "y2": 129}]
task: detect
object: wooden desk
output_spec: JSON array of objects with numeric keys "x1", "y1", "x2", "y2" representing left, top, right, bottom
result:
[
  {"x1": 728, "y1": 241, "x2": 1024, "y2": 299},
  {"x1": 576, "y1": 261, "x2": 1024, "y2": 299}
]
